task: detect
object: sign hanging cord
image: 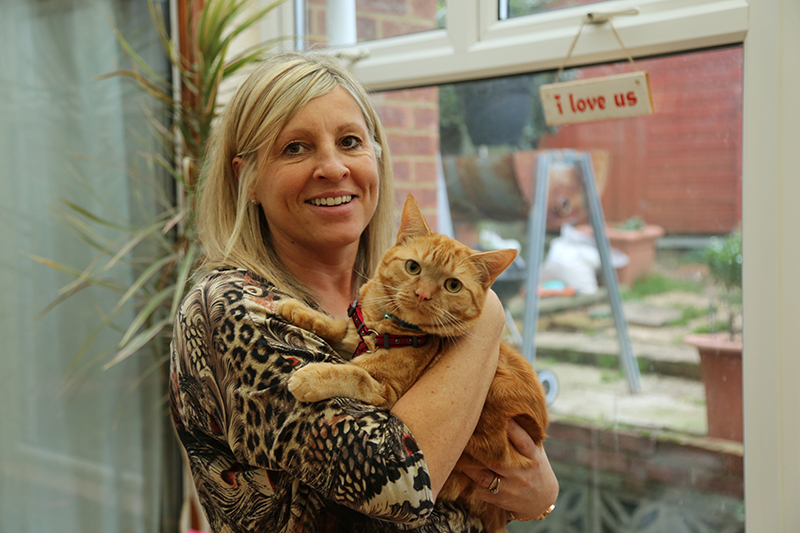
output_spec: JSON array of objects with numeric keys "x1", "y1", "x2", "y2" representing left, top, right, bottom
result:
[{"x1": 555, "y1": 16, "x2": 638, "y2": 83}]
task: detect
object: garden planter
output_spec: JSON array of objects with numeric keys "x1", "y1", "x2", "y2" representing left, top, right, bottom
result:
[
  {"x1": 684, "y1": 334, "x2": 743, "y2": 442},
  {"x1": 577, "y1": 223, "x2": 665, "y2": 287}
]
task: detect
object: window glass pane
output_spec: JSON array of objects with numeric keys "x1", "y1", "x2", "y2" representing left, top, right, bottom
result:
[
  {"x1": 373, "y1": 45, "x2": 744, "y2": 531},
  {"x1": 0, "y1": 1, "x2": 178, "y2": 531},
  {"x1": 505, "y1": 0, "x2": 606, "y2": 18},
  {"x1": 304, "y1": 0, "x2": 443, "y2": 48}
]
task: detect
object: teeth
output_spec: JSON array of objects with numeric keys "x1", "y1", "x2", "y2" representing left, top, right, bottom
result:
[{"x1": 310, "y1": 195, "x2": 352, "y2": 206}]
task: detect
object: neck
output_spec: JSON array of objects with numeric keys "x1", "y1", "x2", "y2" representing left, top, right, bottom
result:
[{"x1": 273, "y1": 240, "x2": 359, "y2": 318}]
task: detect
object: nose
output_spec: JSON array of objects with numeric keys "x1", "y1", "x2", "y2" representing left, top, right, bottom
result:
[
  {"x1": 415, "y1": 286, "x2": 431, "y2": 303},
  {"x1": 313, "y1": 146, "x2": 349, "y2": 182}
]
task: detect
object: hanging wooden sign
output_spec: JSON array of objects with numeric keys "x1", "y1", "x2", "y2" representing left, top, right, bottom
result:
[{"x1": 539, "y1": 71, "x2": 654, "y2": 126}]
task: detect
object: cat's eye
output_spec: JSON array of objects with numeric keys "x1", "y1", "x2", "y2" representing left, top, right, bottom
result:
[
  {"x1": 444, "y1": 278, "x2": 462, "y2": 293},
  {"x1": 405, "y1": 260, "x2": 421, "y2": 275}
]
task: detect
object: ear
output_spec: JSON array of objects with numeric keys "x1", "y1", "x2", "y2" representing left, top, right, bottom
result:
[
  {"x1": 471, "y1": 248, "x2": 518, "y2": 287},
  {"x1": 232, "y1": 156, "x2": 244, "y2": 180},
  {"x1": 396, "y1": 195, "x2": 432, "y2": 244}
]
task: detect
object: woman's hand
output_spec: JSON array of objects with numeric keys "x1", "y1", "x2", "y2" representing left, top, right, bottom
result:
[{"x1": 461, "y1": 419, "x2": 559, "y2": 521}]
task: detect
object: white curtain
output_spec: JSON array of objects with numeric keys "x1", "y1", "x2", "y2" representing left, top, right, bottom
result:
[{"x1": 0, "y1": 0, "x2": 176, "y2": 531}]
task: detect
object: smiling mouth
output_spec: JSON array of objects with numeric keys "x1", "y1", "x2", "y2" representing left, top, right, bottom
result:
[{"x1": 308, "y1": 195, "x2": 353, "y2": 207}]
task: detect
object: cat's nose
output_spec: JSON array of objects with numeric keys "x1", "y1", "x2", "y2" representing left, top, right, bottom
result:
[{"x1": 415, "y1": 287, "x2": 431, "y2": 302}]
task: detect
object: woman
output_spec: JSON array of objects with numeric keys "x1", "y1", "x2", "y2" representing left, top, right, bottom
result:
[{"x1": 170, "y1": 52, "x2": 558, "y2": 532}]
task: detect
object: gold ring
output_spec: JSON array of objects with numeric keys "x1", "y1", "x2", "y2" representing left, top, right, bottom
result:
[{"x1": 488, "y1": 475, "x2": 501, "y2": 494}]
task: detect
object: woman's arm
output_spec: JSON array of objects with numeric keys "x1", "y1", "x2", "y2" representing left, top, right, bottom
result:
[{"x1": 390, "y1": 290, "x2": 506, "y2": 500}]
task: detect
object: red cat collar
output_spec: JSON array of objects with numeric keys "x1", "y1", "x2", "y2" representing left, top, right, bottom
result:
[{"x1": 347, "y1": 300, "x2": 428, "y2": 357}]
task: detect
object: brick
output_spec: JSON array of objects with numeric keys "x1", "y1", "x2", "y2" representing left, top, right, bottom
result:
[
  {"x1": 376, "y1": 105, "x2": 410, "y2": 128},
  {"x1": 356, "y1": 16, "x2": 377, "y2": 41},
  {"x1": 548, "y1": 421, "x2": 595, "y2": 444},
  {"x1": 411, "y1": 0, "x2": 438, "y2": 19},
  {"x1": 723, "y1": 454, "x2": 744, "y2": 476},
  {"x1": 654, "y1": 443, "x2": 726, "y2": 472},
  {"x1": 411, "y1": 161, "x2": 437, "y2": 183},
  {"x1": 543, "y1": 440, "x2": 574, "y2": 463},
  {"x1": 645, "y1": 462, "x2": 692, "y2": 486},
  {"x1": 391, "y1": 161, "x2": 410, "y2": 181},
  {"x1": 386, "y1": 133, "x2": 437, "y2": 157},
  {"x1": 413, "y1": 107, "x2": 439, "y2": 131},
  {"x1": 599, "y1": 429, "x2": 657, "y2": 456},
  {"x1": 690, "y1": 469, "x2": 744, "y2": 499},
  {"x1": 381, "y1": 20, "x2": 435, "y2": 40},
  {"x1": 383, "y1": 87, "x2": 438, "y2": 102},
  {"x1": 575, "y1": 447, "x2": 628, "y2": 474},
  {"x1": 356, "y1": 0, "x2": 408, "y2": 15}
]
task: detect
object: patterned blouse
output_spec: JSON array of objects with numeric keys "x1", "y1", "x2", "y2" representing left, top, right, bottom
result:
[{"x1": 169, "y1": 269, "x2": 485, "y2": 532}]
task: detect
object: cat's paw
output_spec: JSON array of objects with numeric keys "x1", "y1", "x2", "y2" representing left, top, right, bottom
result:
[
  {"x1": 275, "y1": 298, "x2": 306, "y2": 323},
  {"x1": 288, "y1": 363, "x2": 336, "y2": 403}
]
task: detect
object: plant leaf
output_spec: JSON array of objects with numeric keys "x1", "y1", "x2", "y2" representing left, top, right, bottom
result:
[
  {"x1": 106, "y1": 317, "x2": 172, "y2": 370},
  {"x1": 170, "y1": 241, "x2": 198, "y2": 318}
]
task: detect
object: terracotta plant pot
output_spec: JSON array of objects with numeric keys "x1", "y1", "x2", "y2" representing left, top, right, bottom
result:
[
  {"x1": 577, "y1": 224, "x2": 665, "y2": 287},
  {"x1": 685, "y1": 334, "x2": 743, "y2": 442}
]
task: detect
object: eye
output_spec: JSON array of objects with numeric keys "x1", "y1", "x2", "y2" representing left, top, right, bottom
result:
[
  {"x1": 444, "y1": 278, "x2": 462, "y2": 293},
  {"x1": 340, "y1": 135, "x2": 362, "y2": 149},
  {"x1": 405, "y1": 260, "x2": 421, "y2": 275},
  {"x1": 283, "y1": 142, "x2": 306, "y2": 156}
]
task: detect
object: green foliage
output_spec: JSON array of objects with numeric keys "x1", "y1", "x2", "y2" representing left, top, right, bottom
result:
[
  {"x1": 616, "y1": 215, "x2": 646, "y2": 231},
  {"x1": 703, "y1": 230, "x2": 743, "y2": 292},
  {"x1": 667, "y1": 305, "x2": 709, "y2": 327},
  {"x1": 622, "y1": 273, "x2": 703, "y2": 300},
  {"x1": 700, "y1": 229, "x2": 743, "y2": 338},
  {"x1": 34, "y1": 0, "x2": 285, "y2": 382}
]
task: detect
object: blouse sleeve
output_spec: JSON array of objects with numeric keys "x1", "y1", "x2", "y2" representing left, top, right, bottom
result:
[{"x1": 172, "y1": 270, "x2": 437, "y2": 527}]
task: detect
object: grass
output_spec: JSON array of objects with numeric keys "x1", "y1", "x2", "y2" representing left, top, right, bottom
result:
[
  {"x1": 667, "y1": 305, "x2": 710, "y2": 327},
  {"x1": 622, "y1": 273, "x2": 703, "y2": 300},
  {"x1": 692, "y1": 322, "x2": 729, "y2": 335}
]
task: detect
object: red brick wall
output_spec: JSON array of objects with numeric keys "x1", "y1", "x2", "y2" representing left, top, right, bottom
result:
[
  {"x1": 539, "y1": 46, "x2": 743, "y2": 234},
  {"x1": 371, "y1": 87, "x2": 441, "y2": 228},
  {"x1": 548, "y1": 420, "x2": 744, "y2": 499}
]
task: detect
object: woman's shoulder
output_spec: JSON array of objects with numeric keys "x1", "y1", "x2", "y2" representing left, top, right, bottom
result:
[
  {"x1": 190, "y1": 268, "x2": 281, "y2": 297},
  {"x1": 181, "y1": 268, "x2": 286, "y2": 319}
]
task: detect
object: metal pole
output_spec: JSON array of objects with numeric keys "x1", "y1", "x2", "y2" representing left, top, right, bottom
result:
[
  {"x1": 576, "y1": 152, "x2": 642, "y2": 393},
  {"x1": 522, "y1": 152, "x2": 552, "y2": 365}
]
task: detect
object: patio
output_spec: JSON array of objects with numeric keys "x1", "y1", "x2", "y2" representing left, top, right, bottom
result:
[{"x1": 505, "y1": 248, "x2": 745, "y2": 532}]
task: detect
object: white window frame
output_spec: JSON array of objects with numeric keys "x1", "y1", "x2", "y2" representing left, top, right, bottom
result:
[
  {"x1": 355, "y1": 0, "x2": 748, "y2": 90},
  {"x1": 263, "y1": 0, "x2": 800, "y2": 530}
]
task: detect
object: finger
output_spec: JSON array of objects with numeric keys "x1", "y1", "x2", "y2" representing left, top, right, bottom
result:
[
  {"x1": 461, "y1": 466, "x2": 497, "y2": 490},
  {"x1": 508, "y1": 418, "x2": 539, "y2": 459}
]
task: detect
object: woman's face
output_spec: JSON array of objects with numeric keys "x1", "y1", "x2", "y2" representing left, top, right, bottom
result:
[{"x1": 252, "y1": 86, "x2": 380, "y2": 259}]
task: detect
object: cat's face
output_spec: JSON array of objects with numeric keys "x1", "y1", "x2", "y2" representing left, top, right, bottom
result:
[
  {"x1": 364, "y1": 196, "x2": 517, "y2": 337},
  {"x1": 373, "y1": 235, "x2": 493, "y2": 335}
]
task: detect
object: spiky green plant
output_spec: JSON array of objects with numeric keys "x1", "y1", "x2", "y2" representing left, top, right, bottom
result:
[
  {"x1": 702, "y1": 229, "x2": 743, "y2": 339},
  {"x1": 32, "y1": 0, "x2": 286, "y2": 387}
]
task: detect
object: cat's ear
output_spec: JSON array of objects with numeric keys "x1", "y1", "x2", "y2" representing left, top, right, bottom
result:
[
  {"x1": 396, "y1": 195, "x2": 432, "y2": 243},
  {"x1": 471, "y1": 248, "x2": 518, "y2": 287}
]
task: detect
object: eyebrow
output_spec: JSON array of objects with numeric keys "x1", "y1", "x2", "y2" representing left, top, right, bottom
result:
[{"x1": 280, "y1": 121, "x2": 368, "y2": 138}]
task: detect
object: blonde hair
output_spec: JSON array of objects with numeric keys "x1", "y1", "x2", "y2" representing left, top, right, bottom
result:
[{"x1": 197, "y1": 52, "x2": 395, "y2": 304}]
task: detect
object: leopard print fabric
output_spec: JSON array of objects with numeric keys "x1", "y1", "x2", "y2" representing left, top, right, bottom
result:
[{"x1": 170, "y1": 269, "x2": 487, "y2": 532}]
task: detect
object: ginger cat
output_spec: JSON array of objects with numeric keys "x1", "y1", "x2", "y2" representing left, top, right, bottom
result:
[{"x1": 278, "y1": 195, "x2": 549, "y2": 532}]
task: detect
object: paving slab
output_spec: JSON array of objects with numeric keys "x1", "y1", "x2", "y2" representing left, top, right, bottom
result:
[{"x1": 543, "y1": 361, "x2": 707, "y2": 435}]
